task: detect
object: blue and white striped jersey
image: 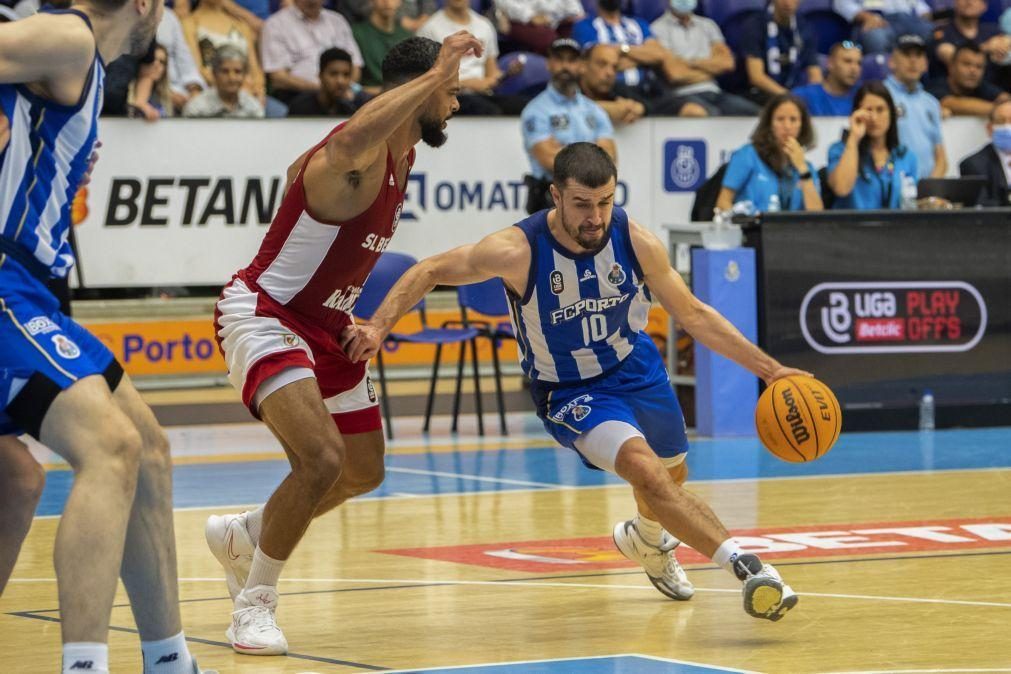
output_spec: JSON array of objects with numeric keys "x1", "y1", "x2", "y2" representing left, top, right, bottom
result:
[
  {"x1": 508, "y1": 206, "x2": 652, "y2": 385},
  {"x1": 0, "y1": 9, "x2": 103, "y2": 279}
]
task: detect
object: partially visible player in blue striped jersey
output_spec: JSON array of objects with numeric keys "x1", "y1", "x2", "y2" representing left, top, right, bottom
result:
[
  {"x1": 342, "y1": 142, "x2": 811, "y2": 622},
  {"x1": 0, "y1": 4, "x2": 207, "y2": 673}
]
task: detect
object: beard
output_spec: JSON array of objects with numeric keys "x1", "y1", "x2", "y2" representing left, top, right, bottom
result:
[
  {"x1": 419, "y1": 113, "x2": 448, "y2": 148},
  {"x1": 128, "y1": 5, "x2": 161, "y2": 58},
  {"x1": 558, "y1": 202, "x2": 609, "y2": 251}
]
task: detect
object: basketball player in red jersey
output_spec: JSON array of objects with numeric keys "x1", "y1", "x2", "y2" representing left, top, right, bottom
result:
[{"x1": 205, "y1": 32, "x2": 483, "y2": 655}]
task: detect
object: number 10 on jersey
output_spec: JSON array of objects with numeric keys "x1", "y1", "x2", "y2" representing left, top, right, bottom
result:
[{"x1": 581, "y1": 314, "x2": 608, "y2": 346}]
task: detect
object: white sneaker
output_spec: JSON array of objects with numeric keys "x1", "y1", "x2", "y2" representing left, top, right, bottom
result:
[
  {"x1": 226, "y1": 585, "x2": 288, "y2": 656},
  {"x1": 737, "y1": 557, "x2": 798, "y2": 621},
  {"x1": 612, "y1": 520, "x2": 695, "y2": 600},
  {"x1": 205, "y1": 512, "x2": 254, "y2": 601}
]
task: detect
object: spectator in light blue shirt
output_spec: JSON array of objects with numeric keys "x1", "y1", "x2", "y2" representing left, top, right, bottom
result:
[
  {"x1": 521, "y1": 38, "x2": 616, "y2": 212},
  {"x1": 884, "y1": 34, "x2": 948, "y2": 177},
  {"x1": 717, "y1": 93, "x2": 823, "y2": 213},
  {"x1": 792, "y1": 41, "x2": 862, "y2": 116},
  {"x1": 834, "y1": 0, "x2": 934, "y2": 53},
  {"x1": 827, "y1": 81, "x2": 919, "y2": 209}
]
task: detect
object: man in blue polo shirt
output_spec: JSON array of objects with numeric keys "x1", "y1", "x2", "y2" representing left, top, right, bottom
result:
[
  {"x1": 793, "y1": 41, "x2": 862, "y2": 116},
  {"x1": 884, "y1": 34, "x2": 948, "y2": 177},
  {"x1": 521, "y1": 37, "x2": 617, "y2": 213}
]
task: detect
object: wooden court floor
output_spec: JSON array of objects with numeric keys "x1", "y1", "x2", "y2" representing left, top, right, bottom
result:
[{"x1": 2, "y1": 417, "x2": 1010, "y2": 673}]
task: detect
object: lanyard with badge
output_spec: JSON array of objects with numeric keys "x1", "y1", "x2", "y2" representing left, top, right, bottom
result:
[
  {"x1": 776, "y1": 172, "x2": 796, "y2": 210},
  {"x1": 863, "y1": 158, "x2": 894, "y2": 208}
]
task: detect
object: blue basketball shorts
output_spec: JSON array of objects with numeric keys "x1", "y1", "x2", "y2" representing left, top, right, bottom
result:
[
  {"x1": 531, "y1": 336, "x2": 689, "y2": 470},
  {"x1": 0, "y1": 259, "x2": 121, "y2": 438}
]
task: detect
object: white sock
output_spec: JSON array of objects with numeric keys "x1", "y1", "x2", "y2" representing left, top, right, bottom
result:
[
  {"x1": 141, "y1": 631, "x2": 194, "y2": 674},
  {"x1": 63, "y1": 642, "x2": 108, "y2": 674},
  {"x1": 712, "y1": 538, "x2": 745, "y2": 576},
  {"x1": 245, "y1": 545, "x2": 285, "y2": 589},
  {"x1": 633, "y1": 514, "x2": 664, "y2": 547},
  {"x1": 245, "y1": 505, "x2": 265, "y2": 544}
]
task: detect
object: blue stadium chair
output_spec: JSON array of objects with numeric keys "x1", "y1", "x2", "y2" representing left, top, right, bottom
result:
[
  {"x1": 860, "y1": 52, "x2": 890, "y2": 84},
  {"x1": 354, "y1": 252, "x2": 482, "y2": 439},
  {"x1": 801, "y1": 8, "x2": 851, "y2": 54},
  {"x1": 629, "y1": 0, "x2": 667, "y2": 23},
  {"x1": 496, "y1": 52, "x2": 550, "y2": 96},
  {"x1": 456, "y1": 278, "x2": 515, "y2": 436},
  {"x1": 701, "y1": 0, "x2": 764, "y2": 27}
]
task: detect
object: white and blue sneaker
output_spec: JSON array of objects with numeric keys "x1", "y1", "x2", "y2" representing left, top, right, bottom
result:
[
  {"x1": 612, "y1": 519, "x2": 695, "y2": 600},
  {"x1": 735, "y1": 554, "x2": 798, "y2": 621}
]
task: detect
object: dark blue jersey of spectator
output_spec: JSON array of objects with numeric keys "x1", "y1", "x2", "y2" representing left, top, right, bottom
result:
[{"x1": 740, "y1": 9, "x2": 818, "y2": 89}]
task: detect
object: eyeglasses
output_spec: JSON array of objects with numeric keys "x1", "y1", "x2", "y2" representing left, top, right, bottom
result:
[{"x1": 837, "y1": 40, "x2": 863, "y2": 52}]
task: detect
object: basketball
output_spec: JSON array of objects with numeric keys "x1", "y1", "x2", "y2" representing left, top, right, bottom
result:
[{"x1": 755, "y1": 376, "x2": 842, "y2": 462}]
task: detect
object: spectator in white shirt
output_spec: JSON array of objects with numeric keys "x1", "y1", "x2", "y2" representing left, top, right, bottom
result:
[
  {"x1": 260, "y1": 0, "x2": 364, "y2": 102},
  {"x1": 417, "y1": 0, "x2": 527, "y2": 114},
  {"x1": 157, "y1": 8, "x2": 207, "y2": 113},
  {"x1": 834, "y1": 0, "x2": 934, "y2": 53},
  {"x1": 496, "y1": 0, "x2": 584, "y2": 54},
  {"x1": 184, "y1": 45, "x2": 266, "y2": 118}
]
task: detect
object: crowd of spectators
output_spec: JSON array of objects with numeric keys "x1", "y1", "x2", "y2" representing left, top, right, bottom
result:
[{"x1": 3, "y1": 0, "x2": 1009, "y2": 210}]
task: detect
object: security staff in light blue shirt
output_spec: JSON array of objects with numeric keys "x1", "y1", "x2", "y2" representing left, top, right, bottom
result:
[
  {"x1": 883, "y1": 35, "x2": 947, "y2": 178},
  {"x1": 520, "y1": 38, "x2": 616, "y2": 212},
  {"x1": 827, "y1": 81, "x2": 919, "y2": 209}
]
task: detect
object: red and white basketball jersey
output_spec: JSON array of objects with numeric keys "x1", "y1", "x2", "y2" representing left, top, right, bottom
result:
[{"x1": 238, "y1": 123, "x2": 414, "y2": 330}]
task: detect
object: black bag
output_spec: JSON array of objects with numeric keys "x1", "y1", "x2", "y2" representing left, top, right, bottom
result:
[
  {"x1": 690, "y1": 162, "x2": 729, "y2": 222},
  {"x1": 524, "y1": 174, "x2": 553, "y2": 214}
]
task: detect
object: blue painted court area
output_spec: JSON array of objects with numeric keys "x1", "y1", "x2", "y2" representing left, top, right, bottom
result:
[
  {"x1": 33, "y1": 426, "x2": 1011, "y2": 516},
  {"x1": 387, "y1": 655, "x2": 751, "y2": 674}
]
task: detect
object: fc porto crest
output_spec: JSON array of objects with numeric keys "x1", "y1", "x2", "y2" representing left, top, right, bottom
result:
[
  {"x1": 571, "y1": 405, "x2": 591, "y2": 422},
  {"x1": 52, "y1": 334, "x2": 80, "y2": 360},
  {"x1": 550, "y1": 270, "x2": 565, "y2": 294},
  {"x1": 606, "y1": 263, "x2": 626, "y2": 286}
]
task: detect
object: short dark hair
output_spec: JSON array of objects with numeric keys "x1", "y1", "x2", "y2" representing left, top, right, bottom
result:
[
  {"x1": 952, "y1": 41, "x2": 984, "y2": 62},
  {"x1": 553, "y1": 142, "x2": 617, "y2": 190},
  {"x1": 320, "y1": 47, "x2": 352, "y2": 73},
  {"x1": 381, "y1": 37, "x2": 440, "y2": 87},
  {"x1": 852, "y1": 81, "x2": 900, "y2": 153}
]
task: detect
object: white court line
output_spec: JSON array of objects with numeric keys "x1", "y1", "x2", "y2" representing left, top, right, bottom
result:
[
  {"x1": 10, "y1": 576, "x2": 1011, "y2": 610},
  {"x1": 30, "y1": 465, "x2": 1011, "y2": 520},
  {"x1": 378, "y1": 653, "x2": 759, "y2": 673},
  {"x1": 385, "y1": 465, "x2": 559, "y2": 489},
  {"x1": 823, "y1": 670, "x2": 1011, "y2": 673}
]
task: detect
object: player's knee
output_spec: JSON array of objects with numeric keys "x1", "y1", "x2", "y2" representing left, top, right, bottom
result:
[
  {"x1": 98, "y1": 423, "x2": 144, "y2": 486},
  {"x1": 614, "y1": 443, "x2": 667, "y2": 491},
  {"x1": 142, "y1": 427, "x2": 173, "y2": 473},
  {"x1": 6, "y1": 456, "x2": 47, "y2": 508},
  {"x1": 348, "y1": 462, "x2": 385, "y2": 496},
  {"x1": 298, "y1": 442, "x2": 345, "y2": 498}
]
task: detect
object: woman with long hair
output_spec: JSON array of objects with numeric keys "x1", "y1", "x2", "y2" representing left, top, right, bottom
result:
[
  {"x1": 128, "y1": 44, "x2": 173, "y2": 121},
  {"x1": 716, "y1": 93, "x2": 823, "y2": 213},
  {"x1": 827, "y1": 81, "x2": 918, "y2": 209}
]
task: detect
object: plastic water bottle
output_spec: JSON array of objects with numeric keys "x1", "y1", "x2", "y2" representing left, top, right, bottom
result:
[
  {"x1": 767, "y1": 194, "x2": 781, "y2": 212},
  {"x1": 918, "y1": 390, "x2": 935, "y2": 431},
  {"x1": 900, "y1": 173, "x2": 918, "y2": 210}
]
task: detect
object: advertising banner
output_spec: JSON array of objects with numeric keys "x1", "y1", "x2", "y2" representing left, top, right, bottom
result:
[
  {"x1": 759, "y1": 211, "x2": 1011, "y2": 411},
  {"x1": 72, "y1": 117, "x2": 989, "y2": 288}
]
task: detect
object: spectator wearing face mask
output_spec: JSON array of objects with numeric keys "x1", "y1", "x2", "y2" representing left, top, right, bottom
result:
[{"x1": 959, "y1": 99, "x2": 1011, "y2": 205}]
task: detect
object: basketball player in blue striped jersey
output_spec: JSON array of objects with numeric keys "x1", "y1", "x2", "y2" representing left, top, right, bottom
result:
[
  {"x1": 343, "y1": 142, "x2": 810, "y2": 621},
  {"x1": 0, "y1": 4, "x2": 207, "y2": 673}
]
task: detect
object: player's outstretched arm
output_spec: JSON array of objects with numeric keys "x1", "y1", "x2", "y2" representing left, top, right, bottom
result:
[
  {"x1": 324, "y1": 30, "x2": 483, "y2": 173},
  {"x1": 0, "y1": 14, "x2": 95, "y2": 85},
  {"x1": 628, "y1": 219, "x2": 811, "y2": 385},
  {"x1": 341, "y1": 227, "x2": 528, "y2": 362}
]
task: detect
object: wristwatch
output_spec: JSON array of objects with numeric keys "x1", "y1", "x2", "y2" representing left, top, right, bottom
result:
[
  {"x1": 798, "y1": 170, "x2": 813, "y2": 181},
  {"x1": 620, "y1": 44, "x2": 631, "y2": 55}
]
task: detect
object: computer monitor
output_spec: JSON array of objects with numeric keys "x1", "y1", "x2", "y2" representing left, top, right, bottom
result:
[{"x1": 917, "y1": 176, "x2": 988, "y2": 206}]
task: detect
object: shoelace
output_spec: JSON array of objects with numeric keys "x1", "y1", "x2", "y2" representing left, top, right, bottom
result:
[{"x1": 233, "y1": 605, "x2": 280, "y2": 634}]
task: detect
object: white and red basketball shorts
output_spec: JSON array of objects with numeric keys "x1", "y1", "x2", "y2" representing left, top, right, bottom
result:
[{"x1": 214, "y1": 277, "x2": 381, "y2": 434}]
